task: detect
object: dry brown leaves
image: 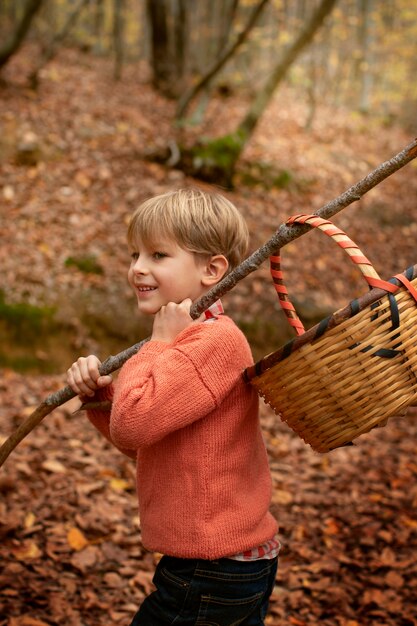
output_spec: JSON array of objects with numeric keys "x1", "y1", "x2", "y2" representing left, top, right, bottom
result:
[{"x1": 1, "y1": 372, "x2": 417, "y2": 625}]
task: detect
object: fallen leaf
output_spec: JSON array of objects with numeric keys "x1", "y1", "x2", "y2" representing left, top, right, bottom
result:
[
  {"x1": 8, "y1": 618, "x2": 51, "y2": 626},
  {"x1": 24, "y1": 512, "x2": 36, "y2": 529},
  {"x1": 109, "y1": 478, "x2": 132, "y2": 492},
  {"x1": 362, "y1": 588, "x2": 385, "y2": 607},
  {"x1": 385, "y1": 570, "x2": 404, "y2": 589},
  {"x1": 272, "y1": 489, "x2": 293, "y2": 505},
  {"x1": 41, "y1": 459, "x2": 67, "y2": 474},
  {"x1": 104, "y1": 572, "x2": 124, "y2": 588},
  {"x1": 67, "y1": 527, "x2": 89, "y2": 551},
  {"x1": 289, "y1": 617, "x2": 307, "y2": 626},
  {"x1": 12, "y1": 541, "x2": 42, "y2": 561},
  {"x1": 132, "y1": 570, "x2": 155, "y2": 596},
  {"x1": 70, "y1": 545, "x2": 99, "y2": 572},
  {"x1": 323, "y1": 518, "x2": 341, "y2": 535},
  {"x1": 19, "y1": 406, "x2": 38, "y2": 418}
]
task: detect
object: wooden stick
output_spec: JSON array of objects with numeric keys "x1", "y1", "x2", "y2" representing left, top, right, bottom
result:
[{"x1": 1, "y1": 137, "x2": 416, "y2": 468}]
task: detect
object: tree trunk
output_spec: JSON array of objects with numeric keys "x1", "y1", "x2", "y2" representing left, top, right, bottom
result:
[
  {"x1": 0, "y1": 0, "x2": 43, "y2": 70},
  {"x1": 182, "y1": 0, "x2": 338, "y2": 187},
  {"x1": 146, "y1": 0, "x2": 188, "y2": 98},
  {"x1": 172, "y1": 0, "x2": 187, "y2": 87},
  {"x1": 93, "y1": 0, "x2": 106, "y2": 55},
  {"x1": 113, "y1": 0, "x2": 124, "y2": 81},
  {"x1": 357, "y1": 0, "x2": 374, "y2": 114},
  {"x1": 217, "y1": 0, "x2": 240, "y2": 54},
  {"x1": 146, "y1": 0, "x2": 169, "y2": 93}
]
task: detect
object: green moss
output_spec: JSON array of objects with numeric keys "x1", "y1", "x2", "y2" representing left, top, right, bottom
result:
[
  {"x1": 191, "y1": 131, "x2": 246, "y2": 170},
  {"x1": 0, "y1": 352, "x2": 57, "y2": 374},
  {"x1": 186, "y1": 130, "x2": 247, "y2": 187},
  {"x1": 272, "y1": 169, "x2": 293, "y2": 188},
  {"x1": 0, "y1": 291, "x2": 65, "y2": 372},
  {"x1": 239, "y1": 161, "x2": 295, "y2": 190},
  {"x1": 64, "y1": 254, "x2": 104, "y2": 274},
  {"x1": 0, "y1": 291, "x2": 56, "y2": 340}
]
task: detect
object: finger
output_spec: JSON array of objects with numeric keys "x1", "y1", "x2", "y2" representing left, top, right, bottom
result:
[
  {"x1": 180, "y1": 298, "x2": 193, "y2": 310},
  {"x1": 175, "y1": 299, "x2": 193, "y2": 317},
  {"x1": 154, "y1": 305, "x2": 166, "y2": 317},
  {"x1": 73, "y1": 358, "x2": 99, "y2": 396},
  {"x1": 67, "y1": 367, "x2": 93, "y2": 397},
  {"x1": 85, "y1": 355, "x2": 102, "y2": 383},
  {"x1": 97, "y1": 374, "x2": 113, "y2": 387},
  {"x1": 67, "y1": 368, "x2": 83, "y2": 396}
]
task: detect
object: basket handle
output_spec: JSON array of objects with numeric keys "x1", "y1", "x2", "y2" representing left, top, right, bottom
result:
[{"x1": 271, "y1": 214, "x2": 398, "y2": 336}]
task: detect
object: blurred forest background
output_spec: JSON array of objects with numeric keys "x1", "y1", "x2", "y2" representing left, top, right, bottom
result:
[
  {"x1": 1, "y1": 1, "x2": 417, "y2": 625},
  {"x1": 0, "y1": 0, "x2": 416, "y2": 370}
]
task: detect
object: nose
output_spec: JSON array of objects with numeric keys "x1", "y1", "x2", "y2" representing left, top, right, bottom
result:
[{"x1": 132, "y1": 256, "x2": 149, "y2": 275}]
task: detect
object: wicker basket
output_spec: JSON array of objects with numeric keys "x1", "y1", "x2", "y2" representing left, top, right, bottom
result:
[{"x1": 245, "y1": 214, "x2": 417, "y2": 453}]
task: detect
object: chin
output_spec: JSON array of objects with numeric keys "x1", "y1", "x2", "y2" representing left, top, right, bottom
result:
[{"x1": 136, "y1": 301, "x2": 157, "y2": 316}]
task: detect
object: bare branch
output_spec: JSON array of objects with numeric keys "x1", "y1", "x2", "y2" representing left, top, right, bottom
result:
[
  {"x1": 29, "y1": 0, "x2": 89, "y2": 88},
  {"x1": 176, "y1": 0, "x2": 270, "y2": 120},
  {"x1": 0, "y1": 137, "x2": 416, "y2": 468},
  {"x1": 0, "y1": 0, "x2": 43, "y2": 70}
]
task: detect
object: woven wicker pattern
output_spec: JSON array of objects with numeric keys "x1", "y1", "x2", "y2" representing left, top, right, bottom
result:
[{"x1": 246, "y1": 215, "x2": 417, "y2": 453}]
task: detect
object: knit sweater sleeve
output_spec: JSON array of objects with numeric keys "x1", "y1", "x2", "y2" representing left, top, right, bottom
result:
[
  {"x1": 109, "y1": 317, "x2": 250, "y2": 451},
  {"x1": 86, "y1": 385, "x2": 137, "y2": 460}
]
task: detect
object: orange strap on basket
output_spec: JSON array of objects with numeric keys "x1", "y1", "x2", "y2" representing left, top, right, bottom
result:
[
  {"x1": 271, "y1": 214, "x2": 399, "y2": 335},
  {"x1": 270, "y1": 254, "x2": 304, "y2": 335},
  {"x1": 393, "y1": 272, "x2": 417, "y2": 303}
]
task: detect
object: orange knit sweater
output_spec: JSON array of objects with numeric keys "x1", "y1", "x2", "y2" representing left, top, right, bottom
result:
[{"x1": 87, "y1": 315, "x2": 277, "y2": 559}]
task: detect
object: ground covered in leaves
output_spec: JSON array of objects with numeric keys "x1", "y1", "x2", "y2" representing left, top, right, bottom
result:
[
  {"x1": 1, "y1": 46, "x2": 417, "y2": 625},
  {"x1": 1, "y1": 373, "x2": 417, "y2": 626}
]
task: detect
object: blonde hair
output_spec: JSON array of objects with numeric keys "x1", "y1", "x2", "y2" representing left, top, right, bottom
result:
[{"x1": 127, "y1": 188, "x2": 249, "y2": 271}]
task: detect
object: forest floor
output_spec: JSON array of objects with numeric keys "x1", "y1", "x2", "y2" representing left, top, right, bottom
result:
[{"x1": 1, "y1": 45, "x2": 417, "y2": 626}]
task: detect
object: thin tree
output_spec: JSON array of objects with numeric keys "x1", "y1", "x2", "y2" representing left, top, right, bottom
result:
[
  {"x1": 146, "y1": 0, "x2": 188, "y2": 98},
  {"x1": 356, "y1": 0, "x2": 374, "y2": 113},
  {"x1": 176, "y1": 0, "x2": 270, "y2": 119},
  {"x1": 182, "y1": 0, "x2": 338, "y2": 187},
  {"x1": 29, "y1": 0, "x2": 90, "y2": 89},
  {"x1": 230, "y1": 0, "x2": 339, "y2": 175},
  {"x1": 217, "y1": 0, "x2": 240, "y2": 55},
  {"x1": 113, "y1": 0, "x2": 124, "y2": 81},
  {"x1": 0, "y1": 0, "x2": 43, "y2": 70}
]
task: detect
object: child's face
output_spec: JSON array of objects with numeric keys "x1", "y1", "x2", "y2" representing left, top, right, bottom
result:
[{"x1": 128, "y1": 235, "x2": 211, "y2": 316}]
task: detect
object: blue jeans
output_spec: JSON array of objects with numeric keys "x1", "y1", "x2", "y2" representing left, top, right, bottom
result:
[{"x1": 130, "y1": 555, "x2": 278, "y2": 625}]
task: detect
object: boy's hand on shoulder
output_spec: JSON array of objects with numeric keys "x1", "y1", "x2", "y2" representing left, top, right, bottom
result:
[
  {"x1": 151, "y1": 299, "x2": 204, "y2": 343},
  {"x1": 67, "y1": 355, "x2": 113, "y2": 398}
]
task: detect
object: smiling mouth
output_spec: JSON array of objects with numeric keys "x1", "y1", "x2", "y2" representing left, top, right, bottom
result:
[{"x1": 137, "y1": 286, "x2": 157, "y2": 292}]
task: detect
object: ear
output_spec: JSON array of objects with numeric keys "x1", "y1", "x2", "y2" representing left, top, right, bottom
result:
[{"x1": 201, "y1": 255, "x2": 229, "y2": 287}]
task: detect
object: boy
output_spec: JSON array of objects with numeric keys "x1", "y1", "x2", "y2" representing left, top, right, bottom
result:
[{"x1": 67, "y1": 188, "x2": 279, "y2": 625}]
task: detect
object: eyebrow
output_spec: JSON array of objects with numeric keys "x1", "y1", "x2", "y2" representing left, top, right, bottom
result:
[{"x1": 130, "y1": 237, "x2": 178, "y2": 251}]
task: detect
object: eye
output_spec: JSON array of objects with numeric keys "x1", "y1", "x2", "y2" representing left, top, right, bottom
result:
[
  {"x1": 130, "y1": 252, "x2": 139, "y2": 261},
  {"x1": 153, "y1": 252, "x2": 167, "y2": 260}
]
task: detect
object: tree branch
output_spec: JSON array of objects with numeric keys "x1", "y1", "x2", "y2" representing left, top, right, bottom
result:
[
  {"x1": 0, "y1": 0, "x2": 43, "y2": 70},
  {"x1": 238, "y1": 0, "x2": 338, "y2": 140},
  {"x1": 176, "y1": 0, "x2": 270, "y2": 120},
  {"x1": 29, "y1": 0, "x2": 89, "y2": 89},
  {"x1": 1, "y1": 137, "x2": 416, "y2": 468}
]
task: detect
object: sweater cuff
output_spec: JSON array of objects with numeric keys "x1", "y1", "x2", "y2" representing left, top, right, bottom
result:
[
  {"x1": 95, "y1": 384, "x2": 114, "y2": 402},
  {"x1": 83, "y1": 383, "x2": 114, "y2": 415}
]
